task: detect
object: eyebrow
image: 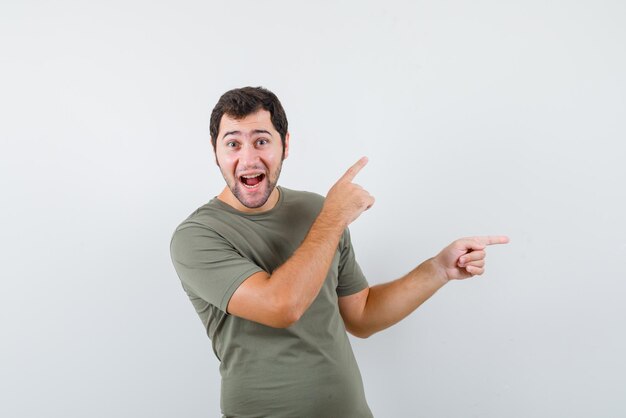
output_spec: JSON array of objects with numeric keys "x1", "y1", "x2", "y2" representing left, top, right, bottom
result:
[{"x1": 221, "y1": 129, "x2": 273, "y2": 140}]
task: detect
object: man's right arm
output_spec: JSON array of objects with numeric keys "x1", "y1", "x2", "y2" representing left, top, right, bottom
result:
[{"x1": 227, "y1": 157, "x2": 374, "y2": 328}]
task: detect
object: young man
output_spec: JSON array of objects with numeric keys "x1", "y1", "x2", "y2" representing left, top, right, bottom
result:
[{"x1": 170, "y1": 86, "x2": 509, "y2": 417}]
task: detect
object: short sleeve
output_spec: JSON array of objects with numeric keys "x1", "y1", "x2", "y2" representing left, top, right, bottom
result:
[
  {"x1": 170, "y1": 224, "x2": 263, "y2": 312},
  {"x1": 336, "y1": 228, "x2": 369, "y2": 297}
]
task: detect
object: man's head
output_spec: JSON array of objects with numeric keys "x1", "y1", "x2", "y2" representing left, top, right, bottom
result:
[{"x1": 210, "y1": 87, "x2": 290, "y2": 212}]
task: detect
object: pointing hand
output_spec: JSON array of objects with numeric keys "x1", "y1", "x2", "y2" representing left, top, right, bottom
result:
[
  {"x1": 322, "y1": 157, "x2": 375, "y2": 227},
  {"x1": 432, "y1": 236, "x2": 510, "y2": 282}
]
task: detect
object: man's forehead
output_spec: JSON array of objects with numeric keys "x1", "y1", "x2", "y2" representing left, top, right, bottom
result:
[{"x1": 219, "y1": 109, "x2": 274, "y2": 135}]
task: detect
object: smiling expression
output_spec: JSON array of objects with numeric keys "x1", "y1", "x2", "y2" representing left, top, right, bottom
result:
[{"x1": 215, "y1": 109, "x2": 289, "y2": 213}]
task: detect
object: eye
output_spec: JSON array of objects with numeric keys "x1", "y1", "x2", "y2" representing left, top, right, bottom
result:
[
  {"x1": 256, "y1": 138, "x2": 269, "y2": 146},
  {"x1": 226, "y1": 141, "x2": 238, "y2": 148}
]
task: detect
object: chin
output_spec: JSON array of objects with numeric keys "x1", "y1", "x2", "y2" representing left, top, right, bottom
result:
[
  {"x1": 240, "y1": 198, "x2": 268, "y2": 209},
  {"x1": 233, "y1": 186, "x2": 273, "y2": 209}
]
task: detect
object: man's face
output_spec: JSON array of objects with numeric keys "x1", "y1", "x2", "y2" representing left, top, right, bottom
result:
[{"x1": 215, "y1": 109, "x2": 289, "y2": 212}]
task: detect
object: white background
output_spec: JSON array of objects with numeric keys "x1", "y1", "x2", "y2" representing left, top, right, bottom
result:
[{"x1": 2, "y1": 1, "x2": 625, "y2": 417}]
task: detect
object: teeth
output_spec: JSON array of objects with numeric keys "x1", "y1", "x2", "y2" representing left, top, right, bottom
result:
[{"x1": 241, "y1": 174, "x2": 262, "y2": 179}]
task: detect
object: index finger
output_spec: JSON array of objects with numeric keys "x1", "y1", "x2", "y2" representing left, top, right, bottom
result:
[
  {"x1": 475, "y1": 235, "x2": 510, "y2": 246},
  {"x1": 339, "y1": 156, "x2": 368, "y2": 183}
]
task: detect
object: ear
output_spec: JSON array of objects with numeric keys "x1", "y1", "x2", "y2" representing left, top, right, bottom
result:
[
  {"x1": 212, "y1": 144, "x2": 220, "y2": 167},
  {"x1": 283, "y1": 132, "x2": 290, "y2": 160}
]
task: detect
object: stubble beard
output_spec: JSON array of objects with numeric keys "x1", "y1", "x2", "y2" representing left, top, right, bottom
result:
[{"x1": 225, "y1": 163, "x2": 283, "y2": 209}]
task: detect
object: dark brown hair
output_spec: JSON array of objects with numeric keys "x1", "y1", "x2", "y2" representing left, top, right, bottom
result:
[{"x1": 209, "y1": 86, "x2": 288, "y2": 150}]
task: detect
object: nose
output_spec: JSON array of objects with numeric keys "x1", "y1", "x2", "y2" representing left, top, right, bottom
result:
[{"x1": 239, "y1": 143, "x2": 261, "y2": 168}]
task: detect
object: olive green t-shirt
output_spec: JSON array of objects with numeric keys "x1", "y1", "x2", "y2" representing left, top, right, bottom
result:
[{"x1": 170, "y1": 187, "x2": 373, "y2": 418}]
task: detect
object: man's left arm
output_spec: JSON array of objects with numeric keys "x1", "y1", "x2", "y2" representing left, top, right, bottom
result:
[{"x1": 338, "y1": 236, "x2": 509, "y2": 338}]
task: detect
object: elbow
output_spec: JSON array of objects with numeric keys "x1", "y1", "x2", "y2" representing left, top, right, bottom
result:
[
  {"x1": 282, "y1": 305, "x2": 305, "y2": 328},
  {"x1": 270, "y1": 299, "x2": 304, "y2": 329},
  {"x1": 272, "y1": 311, "x2": 301, "y2": 328},
  {"x1": 347, "y1": 325, "x2": 374, "y2": 339}
]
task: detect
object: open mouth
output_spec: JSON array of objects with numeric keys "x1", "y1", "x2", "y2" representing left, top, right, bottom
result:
[{"x1": 240, "y1": 173, "x2": 265, "y2": 188}]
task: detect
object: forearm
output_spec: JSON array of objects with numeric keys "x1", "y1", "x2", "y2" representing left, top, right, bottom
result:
[
  {"x1": 268, "y1": 211, "x2": 345, "y2": 320},
  {"x1": 356, "y1": 258, "x2": 448, "y2": 337},
  {"x1": 266, "y1": 158, "x2": 374, "y2": 320}
]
